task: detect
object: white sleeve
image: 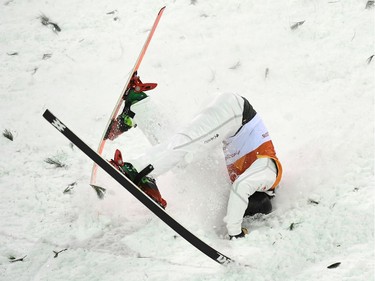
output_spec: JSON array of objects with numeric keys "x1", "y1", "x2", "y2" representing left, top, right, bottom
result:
[
  {"x1": 224, "y1": 158, "x2": 277, "y2": 236},
  {"x1": 224, "y1": 181, "x2": 252, "y2": 236}
]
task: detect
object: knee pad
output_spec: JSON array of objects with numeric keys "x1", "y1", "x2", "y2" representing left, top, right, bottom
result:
[{"x1": 243, "y1": 192, "x2": 272, "y2": 217}]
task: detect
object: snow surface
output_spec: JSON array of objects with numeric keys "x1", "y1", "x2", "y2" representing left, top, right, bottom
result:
[{"x1": 0, "y1": 0, "x2": 374, "y2": 280}]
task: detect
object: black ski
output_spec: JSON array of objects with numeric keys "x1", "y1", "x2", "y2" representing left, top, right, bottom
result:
[{"x1": 43, "y1": 109, "x2": 235, "y2": 266}]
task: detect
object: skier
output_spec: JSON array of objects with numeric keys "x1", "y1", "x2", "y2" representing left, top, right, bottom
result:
[{"x1": 110, "y1": 92, "x2": 282, "y2": 239}]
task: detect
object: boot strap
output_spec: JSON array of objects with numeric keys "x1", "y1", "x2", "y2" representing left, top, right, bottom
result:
[{"x1": 134, "y1": 164, "x2": 154, "y2": 185}]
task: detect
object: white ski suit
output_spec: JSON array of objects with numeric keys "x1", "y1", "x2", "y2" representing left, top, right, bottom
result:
[{"x1": 130, "y1": 93, "x2": 282, "y2": 236}]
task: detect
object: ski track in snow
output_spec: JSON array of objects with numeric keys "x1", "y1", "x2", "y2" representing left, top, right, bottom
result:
[{"x1": 0, "y1": 0, "x2": 374, "y2": 280}]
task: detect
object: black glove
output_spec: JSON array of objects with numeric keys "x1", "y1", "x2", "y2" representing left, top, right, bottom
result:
[{"x1": 229, "y1": 228, "x2": 248, "y2": 240}]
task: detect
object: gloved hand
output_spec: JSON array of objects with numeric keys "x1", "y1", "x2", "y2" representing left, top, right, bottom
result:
[{"x1": 229, "y1": 228, "x2": 248, "y2": 240}]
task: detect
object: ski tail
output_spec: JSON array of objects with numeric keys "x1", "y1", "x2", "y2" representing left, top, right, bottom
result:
[
  {"x1": 133, "y1": 6, "x2": 165, "y2": 72},
  {"x1": 43, "y1": 109, "x2": 237, "y2": 266}
]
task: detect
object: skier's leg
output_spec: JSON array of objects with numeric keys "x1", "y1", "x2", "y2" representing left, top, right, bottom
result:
[
  {"x1": 224, "y1": 158, "x2": 277, "y2": 236},
  {"x1": 129, "y1": 93, "x2": 245, "y2": 177},
  {"x1": 129, "y1": 133, "x2": 192, "y2": 176},
  {"x1": 132, "y1": 97, "x2": 172, "y2": 145}
]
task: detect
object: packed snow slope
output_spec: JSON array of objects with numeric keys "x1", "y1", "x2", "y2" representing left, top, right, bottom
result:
[{"x1": 0, "y1": 0, "x2": 374, "y2": 280}]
